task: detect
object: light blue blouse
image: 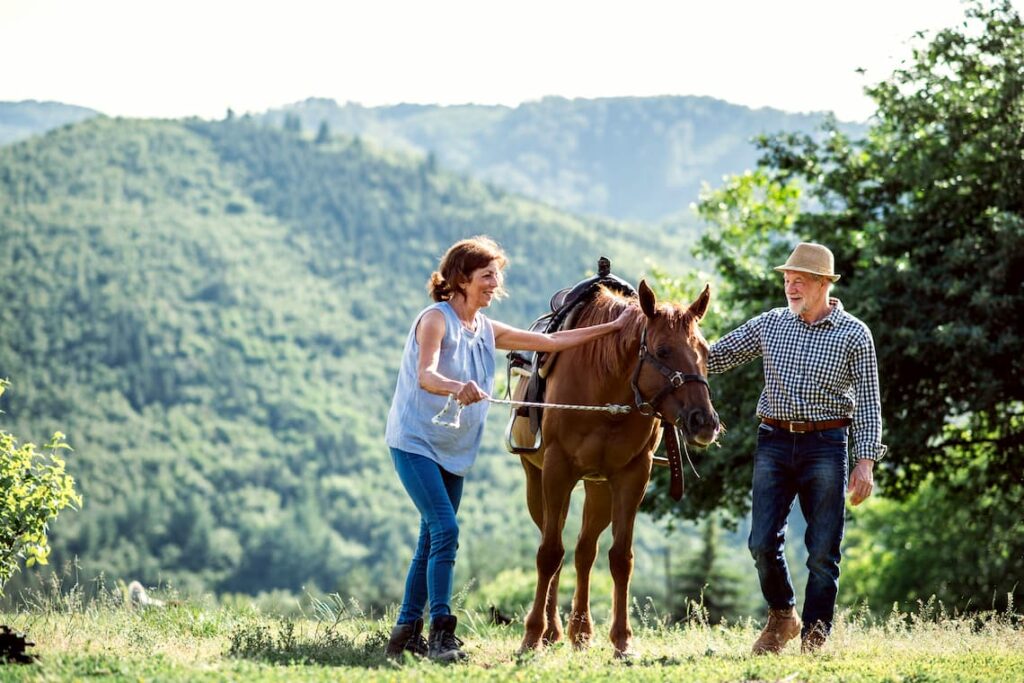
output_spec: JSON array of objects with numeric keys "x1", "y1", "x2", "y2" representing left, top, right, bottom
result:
[{"x1": 385, "y1": 301, "x2": 496, "y2": 475}]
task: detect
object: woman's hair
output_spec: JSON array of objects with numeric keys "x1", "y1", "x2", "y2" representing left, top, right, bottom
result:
[{"x1": 428, "y1": 236, "x2": 509, "y2": 302}]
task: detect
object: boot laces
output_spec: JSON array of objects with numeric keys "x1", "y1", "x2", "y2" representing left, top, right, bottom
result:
[
  {"x1": 409, "y1": 633, "x2": 428, "y2": 655},
  {"x1": 440, "y1": 631, "x2": 464, "y2": 651}
]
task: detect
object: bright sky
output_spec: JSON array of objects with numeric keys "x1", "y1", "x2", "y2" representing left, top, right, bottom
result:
[{"x1": 1, "y1": 0, "x2": 1019, "y2": 122}]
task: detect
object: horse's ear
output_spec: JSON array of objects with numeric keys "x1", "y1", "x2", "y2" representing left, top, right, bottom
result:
[
  {"x1": 689, "y1": 283, "x2": 711, "y2": 321},
  {"x1": 638, "y1": 279, "x2": 657, "y2": 318}
]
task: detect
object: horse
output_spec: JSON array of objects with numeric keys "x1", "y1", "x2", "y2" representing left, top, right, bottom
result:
[{"x1": 513, "y1": 279, "x2": 720, "y2": 657}]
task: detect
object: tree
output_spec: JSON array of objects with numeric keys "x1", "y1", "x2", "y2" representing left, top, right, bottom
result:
[
  {"x1": 283, "y1": 113, "x2": 302, "y2": 134},
  {"x1": 0, "y1": 380, "x2": 82, "y2": 594},
  {"x1": 315, "y1": 120, "x2": 331, "y2": 144},
  {"x1": 668, "y1": 516, "x2": 747, "y2": 624},
  {"x1": 661, "y1": 0, "x2": 1023, "y2": 610}
]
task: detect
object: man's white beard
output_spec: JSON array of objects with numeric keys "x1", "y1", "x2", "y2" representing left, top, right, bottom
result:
[{"x1": 788, "y1": 299, "x2": 807, "y2": 316}]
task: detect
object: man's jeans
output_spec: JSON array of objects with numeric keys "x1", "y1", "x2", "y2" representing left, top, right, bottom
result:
[
  {"x1": 391, "y1": 447, "x2": 465, "y2": 624},
  {"x1": 748, "y1": 422, "x2": 848, "y2": 635}
]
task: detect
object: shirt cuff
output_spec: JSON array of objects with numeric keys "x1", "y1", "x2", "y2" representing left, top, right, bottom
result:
[{"x1": 854, "y1": 443, "x2": 888, "y2": 463}]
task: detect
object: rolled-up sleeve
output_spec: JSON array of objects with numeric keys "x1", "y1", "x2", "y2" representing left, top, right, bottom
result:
[
  {"x1": 708, "y1": 314, "x2": 765, "y2": 374},
  {"x1": 849, "y1": 329, "x2": 887, "y2": 462}
]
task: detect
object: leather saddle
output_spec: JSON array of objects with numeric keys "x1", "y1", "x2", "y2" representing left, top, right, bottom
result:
[{"x1": 504, "y1": 257, "x2": 636, "y2": 454}]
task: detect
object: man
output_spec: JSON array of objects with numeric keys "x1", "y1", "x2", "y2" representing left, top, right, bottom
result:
[{"x1": 708, "y1": 242, "x2": 886, "y2": 654}]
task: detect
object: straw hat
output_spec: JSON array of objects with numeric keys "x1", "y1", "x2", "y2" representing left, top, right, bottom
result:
[{"x1": 773, "y1": 242, "x2": 841, "y2": 282}]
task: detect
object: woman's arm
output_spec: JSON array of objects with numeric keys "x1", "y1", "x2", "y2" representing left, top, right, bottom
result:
[
  {"x1": 416, "y1": 310, "x2": 488, "y2": 404},
  {"x1": 493, "y1": 309, "x2": 630, "y2": 352}
]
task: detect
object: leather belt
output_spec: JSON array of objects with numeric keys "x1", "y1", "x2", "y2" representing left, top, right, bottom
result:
[{"x1": 761, "y1": 417, "x2": 852, "y2": 433}]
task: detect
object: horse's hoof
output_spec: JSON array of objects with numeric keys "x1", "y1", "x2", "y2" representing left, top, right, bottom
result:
[
  {"x1": 542, "y1": 631, "x2": 563, "y2": 646},
  {"x1": 613, "y1": 647, "x2": 637, "y2": 660},
  {"x1": 569, "y1": 633, "x2": 592, "y2": 651}
]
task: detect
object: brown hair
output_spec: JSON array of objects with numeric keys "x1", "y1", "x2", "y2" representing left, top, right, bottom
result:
[{"x1": 427, "y1": 236, "x2": 509, "y2": 302}]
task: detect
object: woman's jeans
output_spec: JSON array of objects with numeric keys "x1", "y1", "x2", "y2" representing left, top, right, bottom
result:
[
  {"x1": 748, "y1": 423, "x2": 848, "y2": 635},
  {"x1": 391, "y1": 447, "x2": 464, "y2": 625}
]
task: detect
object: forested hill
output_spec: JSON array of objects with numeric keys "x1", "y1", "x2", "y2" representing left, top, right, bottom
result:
[
  {"x1": 262, "y1": 96, "x2": 865, "y2": 222},
  {"x1": 0, "y1": 116, "x2": 687, "y2": 602},
  {"x1": 0, "y1": 100, "x2": 100, "y2": 146}
]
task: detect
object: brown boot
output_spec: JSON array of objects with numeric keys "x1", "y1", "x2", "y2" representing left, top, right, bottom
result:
[
  {"x1": 751, "y1": 607, "x2": 802, "y2": 655},
  {"x1": 427, "y1": 614, "x2": 467, "y2": 663},
  {"x1": 801, "y1": 623, "x2": 828, "y2": 654},
  {"x1": 385, "y1": 618, "x2": 427, "y2": 658}
]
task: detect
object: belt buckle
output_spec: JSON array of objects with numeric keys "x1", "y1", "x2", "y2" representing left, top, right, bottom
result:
[{"x1": 789, "y1": 421, "x2": 811, "y2": 433}]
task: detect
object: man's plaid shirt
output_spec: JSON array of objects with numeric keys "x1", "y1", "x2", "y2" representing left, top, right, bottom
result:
[{"x1": 708, "y1": 298, "x2": 886, "y2": 462}]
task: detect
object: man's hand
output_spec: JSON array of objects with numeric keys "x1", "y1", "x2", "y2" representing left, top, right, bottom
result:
[{"x1": 848, "y1": 459, "x2": 875, "y2": 506}]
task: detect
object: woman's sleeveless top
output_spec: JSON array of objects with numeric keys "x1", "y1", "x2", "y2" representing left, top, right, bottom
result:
[{"x1": 385, "y1": 301, "x2": 496, "y2": 475}]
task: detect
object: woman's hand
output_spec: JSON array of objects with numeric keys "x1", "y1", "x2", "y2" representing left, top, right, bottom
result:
[
  {"x1": 612, "y1": 308, "x2": 632, "y2": 331},
  {"x1": 456, "y1": 380, "x2": 488, "y2": 405}
]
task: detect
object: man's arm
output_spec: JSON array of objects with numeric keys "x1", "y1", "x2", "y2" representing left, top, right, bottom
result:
[
  {"x1": 707, "y1": 313, "x2": 765, "y2": 374},
  {"x1": 847, "y1": 327, "x2": 887, "y2": 505}
]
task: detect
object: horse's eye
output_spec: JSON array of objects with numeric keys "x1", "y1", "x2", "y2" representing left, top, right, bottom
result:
[{"x1": 655, "y1": 346, "x2": 671, "y2": 359}]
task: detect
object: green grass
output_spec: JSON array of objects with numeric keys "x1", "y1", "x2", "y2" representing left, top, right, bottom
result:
[{"x1": 1, "y1": 592, "x2": 1022, "y2": 682}]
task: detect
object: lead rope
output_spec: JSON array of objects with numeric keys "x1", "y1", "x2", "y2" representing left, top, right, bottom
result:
[{"x1": 431, "y1": 394, "x2": 631, "y2": 429}]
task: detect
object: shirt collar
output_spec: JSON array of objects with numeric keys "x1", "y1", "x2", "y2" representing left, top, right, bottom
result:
[{"x1": 789, "y1": 297, "x2": 844, "y2": 328}]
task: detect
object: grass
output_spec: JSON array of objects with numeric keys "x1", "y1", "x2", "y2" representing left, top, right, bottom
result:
[{"x1": 1, "y1": 588, "x2": 1022, "y2": 682}]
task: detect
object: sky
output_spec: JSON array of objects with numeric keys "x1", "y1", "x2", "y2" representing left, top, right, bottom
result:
[{"x1": 1, "y1": 0, "x2": 1019, "y2": 122}]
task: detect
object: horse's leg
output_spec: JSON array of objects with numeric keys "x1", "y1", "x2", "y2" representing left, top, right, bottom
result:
[
  {"x1": 606, "y1": 456, "x2": 652, "y2": 658},
  {"x1": 568, "y1": 480, "x2": 611, "y2": 650},
  {"x1": 522, "y1": 456, "x2": 565, "y2": 645},
  {"x1": 520, "y1": 449, "x2": 576, "y2": 654}
]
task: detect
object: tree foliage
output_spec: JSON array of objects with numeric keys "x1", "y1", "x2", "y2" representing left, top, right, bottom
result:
[
  {"x1": 664, "y1": 0, "x2": 1023, "y2": 610},
  {"x1": 0, "y1": 114, "x2": 683, "y2": 604},
  {"x1": 0, "y1": 380, "x2": 82, "y2": 594},
  {"x1": 260, "y1": 96, "x2": 864, "y2": 223}
]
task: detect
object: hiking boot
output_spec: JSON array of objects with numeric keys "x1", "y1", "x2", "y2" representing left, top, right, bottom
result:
[
  {"x1": 801, "y1": 623, "x2": 828, "y2": 654},
  {"x1": 385, "y1": 618, "x2": 427, "y2": 658},
  {"x1": 427, "y1": 614, "x2": 467, "y2": 662},
  {"x1": 751, "y1": 606, "x2": 802, "y2": 655}
]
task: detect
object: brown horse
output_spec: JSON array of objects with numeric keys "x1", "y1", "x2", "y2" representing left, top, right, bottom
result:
[{"x1": 514, "y1": 280, "x2": 719, "y2": 657}]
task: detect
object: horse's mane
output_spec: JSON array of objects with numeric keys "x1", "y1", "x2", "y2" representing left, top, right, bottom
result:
[{"x1": 571, "y1": 286, "x2": 694, "y2": 377}]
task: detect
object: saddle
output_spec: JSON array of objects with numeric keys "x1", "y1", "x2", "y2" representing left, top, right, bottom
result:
[{"x1": 504, "y1": 257, "x2": 636, "y2": 454}]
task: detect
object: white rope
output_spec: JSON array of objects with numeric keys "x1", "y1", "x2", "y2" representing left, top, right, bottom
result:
[
  {"x1": 432, "y1": 394, "x2": 631, "y2": 428},
  {"x1": 488, "y1": 396, "x2": 632, "y2": 414}
]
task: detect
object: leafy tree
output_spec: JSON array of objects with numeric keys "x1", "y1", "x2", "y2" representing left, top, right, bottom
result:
[
  {"x1": 283, "y1": 113, "x2": 302, "y2": 134},
  {"x1": 0, "y1": 380, "x2": 82, "y2": 594},
  {"x1": 654, "y1": 0, "x2": 1023, "y2": 610},
  {"x1": 668, "y1": 516, "x2": 747, "y2": 624},
  {"x1": 315, "y1": 120, "x2": 331, "y2": 144}
]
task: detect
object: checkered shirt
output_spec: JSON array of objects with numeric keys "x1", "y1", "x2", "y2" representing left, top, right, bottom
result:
[{"x1": 708, "y1": 298, "x2": 886, "y2": 462}]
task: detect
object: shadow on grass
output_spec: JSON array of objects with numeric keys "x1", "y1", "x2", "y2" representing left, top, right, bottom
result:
[{"x1": 227, "y1": 619, "x2": 392, "y2": 668}]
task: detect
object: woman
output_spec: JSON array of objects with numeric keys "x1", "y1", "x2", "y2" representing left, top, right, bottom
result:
[{"x1": 384, "y1": 236, "x2": 628, "y2": 662}]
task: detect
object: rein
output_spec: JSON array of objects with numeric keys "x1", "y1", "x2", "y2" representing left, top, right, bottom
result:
[
  {"x1": 628, "y1": 322, "x2": 709, "y2": 499},
  {"x1": 432, "y1": 394, "x2": 630, "y2": 429}
]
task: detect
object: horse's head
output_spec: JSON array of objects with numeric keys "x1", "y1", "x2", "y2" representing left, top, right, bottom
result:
[{"x1": 632, "y1": 280, "x2": 720, "y2": 447}]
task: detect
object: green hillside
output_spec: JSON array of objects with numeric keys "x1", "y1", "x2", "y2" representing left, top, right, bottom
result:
[
  {"x1": 0, "y1": 116, "x2": 698, "y2": 605},
  {"x1": 263, "y1": 96, "x2": 866, "y2": 222},
  {"x1": 0, "y1": 100, "x2": 100, "y2": 146}
]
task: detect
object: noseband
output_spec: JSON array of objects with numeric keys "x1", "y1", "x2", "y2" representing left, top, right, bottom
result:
[{"x1": 629, "y1": 324, "x2": 711, "y2": 420}]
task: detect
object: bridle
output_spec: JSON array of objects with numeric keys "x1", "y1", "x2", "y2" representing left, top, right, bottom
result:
[{"x1": 629, "y1": 323, "x2": 711, "y2": 421}]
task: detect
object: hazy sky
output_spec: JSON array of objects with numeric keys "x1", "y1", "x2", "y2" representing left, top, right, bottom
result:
[{"x1": 2, "y1": 0, "x2": 1018, "y2": 122}]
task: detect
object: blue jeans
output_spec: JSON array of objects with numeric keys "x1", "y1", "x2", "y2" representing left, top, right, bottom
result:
[
  {"x1": 391, "y1": 447, "x2": 465, "y2": 624},
  {"x1": 748, "y1": 423, "x2": 848, "y2": 635}
]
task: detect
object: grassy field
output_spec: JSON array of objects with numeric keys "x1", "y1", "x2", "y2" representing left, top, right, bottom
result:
[{"x1": 1, "y1": 591, "x2": 1022, "y2": 682}]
